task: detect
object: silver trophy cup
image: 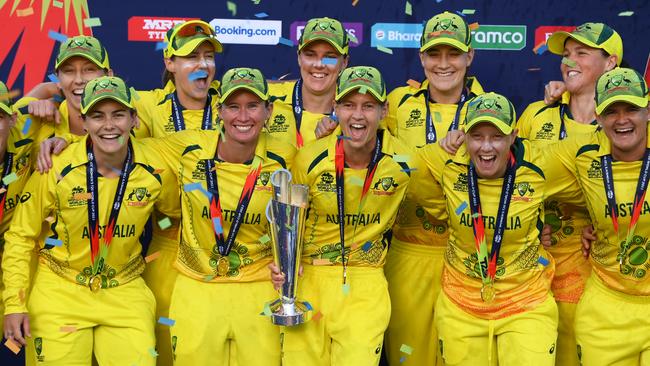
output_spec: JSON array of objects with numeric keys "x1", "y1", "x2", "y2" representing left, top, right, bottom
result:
[{"x1": 266, "y1": 169, "x2": 312, "y2": 326}]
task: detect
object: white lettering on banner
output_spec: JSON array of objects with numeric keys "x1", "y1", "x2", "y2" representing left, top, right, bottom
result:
[
  {"x1": 209, "y1": 18, "x2": 281, "y2": 45},
  {"x1": 143, "y1": 19, "x2": 185, "y2": 30},
  {"x1": 388, "y1": 30, "x2": 421, "y2": 42},
  {"x1": 474, "y1": 31, "x2": 523, "y2": 44},
  {"x1": 296, "y1": 26, "x2": 358, "y2": 40}
]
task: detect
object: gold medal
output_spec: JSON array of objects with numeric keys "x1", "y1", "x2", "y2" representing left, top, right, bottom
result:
[
  {"x1": 216, "y1": 256, "x2": 230, "y2": 276},
  {"x1": 481, "y1": 283, "x2": 496, "y2": 303},
  {"x1": 89, "y1": 275, "x2": 102, "y2": 293}
]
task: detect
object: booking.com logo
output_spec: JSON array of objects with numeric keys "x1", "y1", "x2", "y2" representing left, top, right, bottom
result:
[{"x1": 209, "y1": 18, "x2": 282, "y2": 45}]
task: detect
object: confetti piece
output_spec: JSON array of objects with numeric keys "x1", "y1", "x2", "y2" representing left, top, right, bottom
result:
[
  {"x1": 48, "y1": 30, "x2": 68, "y2": 43},
  {"x1": 189, "y1": 70, "x2": 208, "y2": 81},
  {"x1": 155, "y1": 42, "x2": 167, "y2": 51},
  {"x1": 84, "y1": 17, "x2": 102, "y2": 28},
  {"x1": 618, "y1": 11, "x2": 634, "y2": 16},
  {"x1": 406, "y1": 79, "x2": 421, "y2": 89},
  {"x1": 469, "y1": 22, "x2": 480, "y2": 30},
  {"x1": 405, "y1": 1, "x2": 412, "y2": 15},
  {"x1": 352, "y1": 0, "x2": 359, "y2": 5},
  {"x1": 52, "y1": 0, "x2": 63, "y2": 7},
  {"x1": 313, "y1": 258, "x2": 331, "y2": 266},
  {"x1": 455, "y1": 201, "x2": 468, "y2": 215},
  {"x1": 400, "y1": 356, "x2": 406, "y2": 363},
  {"x1": 278, "y1": 37, "x2": 294, "y2": 46},
  {"x1": 561, "y1": 57, "x2": 577, "y2": 68},
  {"x1": 204, "y1": 274, "x2": 215, "y2": 281},
  {"x1": 145, "y1": 251, "x2": 161, "y2": 263},
  {"x1": 53, "y1": 94, "x2": 65, "y2": 103},
  {"x1": 45, "y1": 216, "x2": 55, "y2": 223},
  {"x1": 16, "y1": 7, "x2": 34, "y2": 16},
  {"x1": 158, "y1": 317, "x2": 176, "y2": 326},
  {"x1": 342, "y1": 283, "x2": 350, "y2": 295},
  {"x1": 455, "y1": 11, "x2": 466, "y2": 17},
  {"x1": 129, "y1": 87, "x2": 140, "y2": 101},
  {"x1": 153, "y1": 168, "x2": 165, "y2": 174},
  {"x1": 361, "y1": 242, "x2": 372, "y2": 252},
  {"x1": 434, "y1": 111, "x2": 442, "y2": 123},
  {"x1": 184, "y1": 182, "x2": 202, "y2": 192},
  {"x1": 48, "y1": 73, "x2": 59, "y2": 83},
  {"x1": 45, "y1": 237, "x2": 63, "y2": 247},
  {"x1": 462, "y1": 9, "x2": 476, "y2": 15},
  {"x1": 472, "y1": 213, "x2": 480, "y2": 219},
  {"x1": 348, "y1": 176, "x2": 364, "y2": 186},
  {"x1": 60, "y1": 326, "x2": 77, "y2": 333},
  {"x1": 304, "y1": 301, "x2": 313, "y2": 311},
  {"x1": 148, "y1": 348, "x2": 158, "y2": 357},
  {"x1": 535, "y1": 44, "x2": 548, "y2": 55},
  {"x1": 261, "y1": 302, "x2": 272, "y2": 316},
  {"x1": 400, "y1": 344, "x2": 413, "y2": 355},
  {"x1": 277, "y1": 73, "x2": 292, "y2": 80},
  {"x1": 213, "y1": 218, "x2": 223, "y2": 235},
  {"x1": 538, "y1": 256, "x2": 550, "y2": 266},
  {"x1": 0, "y1": 188, "x2": 5, "y2": 194},
  {"x1": 4, "y1": 339, "x2": 20, "y2": 354},
  {"x1": 252, "y1": 0, "x2": 261, "y2": 3},
  {"x1": 3, "y1": 172, "x2": 18, "y2": 185},
  {"x1": 22, "y1": 118, "x2": 32, "y2": 135},
  {"x1": 255, "y1": 12, "x2": 268, "y2": 18},
  {"x1": 358, "y1": 86, "x2": 368, "y2": 94},
  {"x1": 0, "y1": 89, "x2": 21, "y2": 102},
  {"x1": 312, "y1": 311, "x2": 323, "y2": 321},
  {"x1": 377, "y1": 45, "x2": 393, "y2": 55},
  {"x1": 226, "y1": 1, "x2": 237, "y2": 16},
  {"x1": 259, "y1": 234, "x2": 271, "y2": 244},
  {"x1": 401, "y1": 168, "x2": 417, "y2": 173},
  {"x1": 157, "y1": 217, "x2": 172, "y2": 230},
  {"x1": 337, "y1": 135, "x2": 352, "y2": 140},
  {"x1": 118, "y1": 135, "x2": 125, "y2": 146},
  {"x1": 393, "y1": 154, "x2": 410, "y2": 163},
  {"x1": 73, "y1": 192, "x2": 92, "y2": 200},
  {"x1": 321, "y1": 57, "x2": 338, "y2": 66},
  {"x1": 527, "y1": 68, "x2": 541, "y2": 72}
]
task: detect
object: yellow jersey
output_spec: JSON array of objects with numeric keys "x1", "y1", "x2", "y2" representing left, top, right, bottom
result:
[
  {"x1": 292, "y1": 130, "x2": 417, "y2": 267},
  {"x1": 517, "y1": 91, "x2": 594, "y2": 303},
  {"x1": 2, "y1": 136, "x2": 180, "y2": 314},
  {"x1": 413, "y1": 139, "x2": 582, "y2": 319},
  {"x1": 142, "y1": 129, "x2": 296, "y2": 282}
]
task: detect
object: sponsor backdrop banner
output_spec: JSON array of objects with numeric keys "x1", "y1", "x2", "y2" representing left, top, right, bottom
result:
[{"x1": 0, "y1": 0, "x2": 648, "y2": 115}]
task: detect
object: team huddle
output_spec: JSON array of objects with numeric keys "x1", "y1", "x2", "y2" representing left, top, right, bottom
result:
[{"x1": 0, "y1": 10, "x2": 648, "y2": 366}]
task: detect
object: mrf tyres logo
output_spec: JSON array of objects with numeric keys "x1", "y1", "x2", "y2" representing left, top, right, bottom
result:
[{"x1": 127, "y1": 17, "x2": 197, "y2": 41}]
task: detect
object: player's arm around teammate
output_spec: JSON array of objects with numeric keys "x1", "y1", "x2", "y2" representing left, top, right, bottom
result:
[{"x1": 2, "y1": 76, "x2": 180, "y2": 366}]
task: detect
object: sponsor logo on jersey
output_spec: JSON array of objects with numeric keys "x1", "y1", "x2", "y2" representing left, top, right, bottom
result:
[
  {"x1": 192, "y1": 160, "x2": 207, "y2": 180},
  {"x1": 405, "y1": 108, "x2": 425, "y2": 128},
  {"x1": 535, "y1": 122, "x2": 556, "y2": 140},
  {"x1": 68, "y1": 186, "x2": 88, "y2": 207},
  {"x1": 587, "y1": 160, "x2": 603, "y2": 179},
  {"x1": 371, "y1": 176, "x2": 398, "y2": 195},
  {"x1": 35, "y1": 337, "x2": 45, "y2": 362},
  {"x1": 453, "y1": 173, "x2": 468, "y2": 192},
  {"x1": 268, "y1": 113, "x2": 289, "y2": 133},
  {"x1": 512, "y1": 182, "x2": 535, "y2": 202},
  {"x1": 255, "y1": 171, "x2": 272, "y2": 192},
  {"x1": 126, "y1": 187, "x2": 152, "y2": 206},
  {"x1": 316, "y1": 172, "x2": 336, "y2": 192}
]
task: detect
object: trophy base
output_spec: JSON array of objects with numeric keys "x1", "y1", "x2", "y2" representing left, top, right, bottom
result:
[{"x1": 269, "y1": 299, "x2": 313, "y2": 326}]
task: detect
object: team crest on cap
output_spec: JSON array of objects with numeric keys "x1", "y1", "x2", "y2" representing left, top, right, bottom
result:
[
  {"x1": 314, "y1": 20, "x2": 337, "y2": 33},
  {"x1": 476, "y1": 97, "x2": 503, "y2": 112},
  {"x1": 231, "y1": 69, "x2": 256, "y2": 83},
  {"x1": 348, "y1": 68, "x2": 373, "y2": 81},
  {"x1": 92, "y1": 78, "x2": 119, "y2": 95},
  {"x1": 433, "y1": 18, "x2": 458, "y2": 32},
  {"x1": 604, "y1": 73, "x2": 633, "y2": 93},
  {"x1": 67, "y1": 37, "x2": 93, "y2": 51}
]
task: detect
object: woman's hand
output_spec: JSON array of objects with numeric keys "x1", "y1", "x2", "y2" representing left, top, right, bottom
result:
[
  {"x1": 268, "y1": 262, "x2": 303, "y2": 291},
  {"x1": 4, "y1": 313, "x2": 30, "y2": 346},
  {"x1": 439, "y1": 130, "x2": 465, "y2": 155},
  {"x1": 540, "y1": 224, "x2": 553, "y2": 249},
  {"x1": 38, "y1": 137, "x2": 69, "y2": 173},
  {"x1": 581, "y1": 225, "x2": 596, "y2": 259},
  {"x1": 28, "y1": 99, "x2": 61, "y2": 125},
  {"x1": 314, "y1": 116, "x2": 338, "y2": 139},
  {"x1": 544, "y1": 81, "x2": 566, "y2": 105}
]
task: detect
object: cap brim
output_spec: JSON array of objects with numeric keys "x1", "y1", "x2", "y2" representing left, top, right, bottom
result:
[
  {"x1": 81, "y1": 95, "x2": 133, "y2": 115},
  {"x1": 335, "y1": 85, "x2": 385, "y2": 103},
  {"x1": 298, "y1": 37, "x2": 347, "y2": 55},
  {"x1": 220, "y1": 86, "x2": 268, "y2": 103},
  {"x1": 420, "y1": 38, "x2": 469, "y2": 52},
  {"x1": 55, "y1": 52, "x2": 107, "y2": 70},
  {"x1": 547, "y1": 32, "x2": 600, "y2": 56},
  {"x1": 169, "y1": 37, "x2": 223, "y2": 58},
  {"x1": 464, "y1": 116, "x2": 513, "y2": 135},
  {"x1": 596, "y1": 95, "x2": 649, "y2": 115}
]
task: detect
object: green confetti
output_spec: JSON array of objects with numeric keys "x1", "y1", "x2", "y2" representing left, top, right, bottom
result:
[
  {"x1": 561, "y1": 57, "x2": 576, "y2": 68},
  {"x1": 148, "y1": 348, "x2": 158, "y2": 357},
  {"x1": 52, "y1": 0, "x2": 63, "y2": 8},
  {"x1": 204, "y1": 274, "x2": 215, "y2": 281},
  {"x1": 434, "y1": 111, "x2": 442, "y2": 123},
  {"x1": 393, "y1": 154, "x2": 410, "y2": 163},
  {"x1": 262, "y1": 303, "x2": 272, "y2": 316},
  {"x1": 118, "y1": 136, "x2": 125, "y2": 146},
  {"x1": 83, "y1": 17, "x2": 102, "y2": 28},
  {"x1": 158, "y1": 217, "x2": 172, "y2": 230},
  {"x1": 259, "y1": 234, "x2": 271, "y2": 244},
  {"x1": 347, "y1": 31, "x2": 358, "y2": 44},
  {"x1": 376, "y1": 45, "x2": 393, "y2": 55},
  {"x1": 130, "y1": 87, "x2": 140, "y2": 101},
  {"x1": 2, "y1": 172, "x2": 18, "y2": 185},
  {"x1": 404, "y1": 1, "x2": 412, "y2": 15},
  {"x1": 342, "y1": 283, "x2": 350, "y2": 295},
  {"x1": 227, "y1": 1, "x2": 237, "y2": 16},
  {"x1": 618, "y1": 11, "x2": 634, "y2": 16},
  {"x1": 252, "y1": 0, "x2": 261, "y2": 3},
  {"x1": 461, "y1": 9, "x2": 476, "y2": 15},
  {"x1": 358, "y1": 86, "x2": 368, "y2": 94},
  {"x1": 400, "y1": 344, "x2": 413, "y2": 355},
  {"x1": 348, "y1": 176, "x2": 364, "y2": 186}
]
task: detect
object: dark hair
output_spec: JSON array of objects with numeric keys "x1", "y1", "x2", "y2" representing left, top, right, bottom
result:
[{"x1": 161, "y1": 56, "x2": 176, "y2": 86}]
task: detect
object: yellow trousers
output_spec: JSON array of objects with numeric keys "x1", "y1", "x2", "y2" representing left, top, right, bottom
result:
[
  {"x1": 436, "y1": 291, "x2": 558, "y2": 366},
  {"x1": 575, "y1": 274, "x2": 650, "y2": 366},
  {"x1": 282, "y1": 265, "x2": 391, "y2": 366},
  {"x1": 556, "y1": 301, "x2": 578, "y2": 366},
  {"x1": 25, "y1": 264, "x2": 156, "y2": 366},
  {"x1": 385, "y1": 240, "x2": 444, "y2": 366}
]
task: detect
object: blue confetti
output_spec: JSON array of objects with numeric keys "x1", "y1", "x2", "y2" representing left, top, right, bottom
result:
[
  {"x1": 337, "y1": 135, "x2": 352, "y2": 140},
  {"x1": 455, "y1": 11, "x2": 466, "y2": 17},
  {"x1": 278, "y1": 37, "x2": 294, "y2": 47},
  {"x1": 304, "y1": 301, "x2": 313, "y2": 311},
  {"x1": 183, "y1": 182, "x2": 202, "y2": 192},
  {"x1": 401, "y1": 168, "x2": 418, "y2": 173},
  {"x1": 321, "y1": 57, "x2": 338, "y2": 66},
  {"x1": 48, "y1": 30, "x2": 68, "y2": 43},
  {"x1": 538, "y1": 256, "x2": 550, "y2": 266},
  {"x1": 213, "y1": 218, "x2": 224, "y2": 234},
  {"x1": 53, "y1": 94, "x2": 65, "y2": 103},
  {"x1": 199, "y1": 187, "x2": 213, "y2": 200},
  {"x1": 536, "y1": 44, "x2": 548, "y2": 55},
  {"x1": 188, "y1": 70, "x2": 209, "y2": 81},
  {"x1": 48, "y1": 73, "x2": 59, "y2": 83},
  {"x1": 400, "y1": 356, "x2": 407, "y2": 363},
  {"x1": 155, "y1": 41, "x2": 167, "y2": 51},
  {"x1": 455, "y1": 201, "x2": 468, "y2": 216},
  {"x1": 361, "y1": 242, "x2": 372, "y2": 252},
  {"x1": 329, "y1": 111, "x2": 338, "y2": 122},
  {"x1": 22, "y1": 118, "x2": 32, "y2": 135},
  {"x1": 45, "y1": 237, "x2": 63, "y2": 247},
  {"x1": 158, "y1": 317, "x2": 176, "y2": 326},
  {"x1": 255, "y1": 12, "x2": 268, "y2": 18}
]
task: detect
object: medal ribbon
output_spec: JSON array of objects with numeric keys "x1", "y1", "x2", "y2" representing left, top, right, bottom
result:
[
  {"x1": 292, "y1": 79, "x2": 305, "y2": 148},
  {"x1": 423, "y1": 87, "x2": 468, "y2": 144},
  {"x1": 600, "y1": 149, "x2": 650, "y2": 264},
  {"x1": 170, "y1": 92, "x2": 213, "y2": 132},
  {"x1": 205, "y1": 151, "x2": 262, "y2": 258},
  {"x1": 334, "y1": 130, "x2": 384, "y2": 282},
  {"x1": 467, "y1": 152, "x2": 516, "y2": 285},
  {"x1": 0, "y1": 152, "x2": 14, "y2": 222},
  {"x1": 86, "y1": 139, "x2": 133, "y2": 275}
]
